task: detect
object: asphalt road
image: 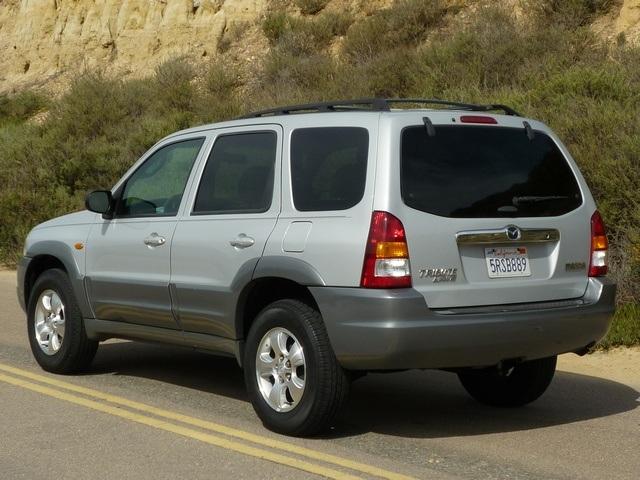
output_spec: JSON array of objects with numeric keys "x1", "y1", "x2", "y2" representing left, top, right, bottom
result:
[{"x1": 1, "y1": 270, "x2": 638, "y2": 480}]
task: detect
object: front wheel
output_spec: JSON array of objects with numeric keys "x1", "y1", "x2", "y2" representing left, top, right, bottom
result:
[
  {"x1": 458, "y1": 356, "x2": 557, "y2": 407},
  {"x1": 244, "y1": 299, "x2": 349, "y2": 436},
  {"x1": 27, "y1": 269, "x2": 98, "y2": 374}
]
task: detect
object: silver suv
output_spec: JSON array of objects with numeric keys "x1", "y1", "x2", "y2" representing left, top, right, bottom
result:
[{"x1": 18, "y1": 99, "x2": 616, "y2": 435}]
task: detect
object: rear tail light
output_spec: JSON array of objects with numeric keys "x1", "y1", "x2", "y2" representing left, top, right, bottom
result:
[
  {"x1": 361, "y1": 211, "x2": 412, "y2": 288},
  {"x1": 589, "y1": 210, "x2": 608, "y2": 277}
]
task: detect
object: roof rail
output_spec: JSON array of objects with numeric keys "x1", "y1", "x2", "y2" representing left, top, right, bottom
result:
[
  {"x1": 385, "y1": 99, "x2": 521, "y2": 116},
  {"x1": 239, "y1": 98, "x2": 521, "y2": 118}
]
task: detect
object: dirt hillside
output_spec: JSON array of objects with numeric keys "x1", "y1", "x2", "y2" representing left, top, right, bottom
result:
[{"x1": 1, "y1": 0, "x2": 639, "y2": 94}]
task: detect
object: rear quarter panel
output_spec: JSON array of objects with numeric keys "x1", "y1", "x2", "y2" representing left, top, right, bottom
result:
[{"x1": 263, "y1": 113, "x2": 381, "y2": 286}]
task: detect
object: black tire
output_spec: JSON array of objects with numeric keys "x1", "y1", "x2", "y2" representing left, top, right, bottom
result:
[
  {"x1": 27, "y1": 269, "x2": 98, "y2": 374},
  {"x1": 244, "y1": 299, "x2": 349, "y2": 436},
  {"x1": 458, "y1": 356, "x2": 557, "y2": 407}
]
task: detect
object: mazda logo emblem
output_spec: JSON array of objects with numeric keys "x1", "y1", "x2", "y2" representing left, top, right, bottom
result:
[{"x1": 506, "y1": 226, "x2": 521, "y2": 240}]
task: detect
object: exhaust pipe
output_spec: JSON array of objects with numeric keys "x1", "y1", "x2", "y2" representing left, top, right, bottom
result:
[{"x1": 573, "y1": 341, "x2": 596, "y2": 356}]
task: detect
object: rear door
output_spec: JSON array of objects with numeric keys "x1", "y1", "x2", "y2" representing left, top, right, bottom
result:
[
  {"x1": 170, "y1": 125, "x2": 282, "y2": 338},
  {"x1": 385, "y1": 113, "x2": 592, "y2": 308}
]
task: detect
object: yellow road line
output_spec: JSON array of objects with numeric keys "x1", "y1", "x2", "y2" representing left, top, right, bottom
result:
[
  {"x1": 0, "y1": 363, "x2": 414, "y2": 480},
  {"x1": 0, "y1": 372, "x2": 360, "y2": 480}
]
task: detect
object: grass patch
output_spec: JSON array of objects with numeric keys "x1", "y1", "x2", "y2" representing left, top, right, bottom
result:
[{"x1": 599, "y1": 304, "x2": 640, "y2": 349}]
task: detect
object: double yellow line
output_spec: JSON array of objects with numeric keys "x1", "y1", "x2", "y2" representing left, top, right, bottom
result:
[{"x1": 0, "y1": 363, "x2": 415, "y2": 480}]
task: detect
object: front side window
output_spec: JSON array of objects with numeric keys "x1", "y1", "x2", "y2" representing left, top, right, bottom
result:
[
  {"x1": 193, "y1": 131, "x2": 277, "y2": 214},
  {"x1": 291, "y1": 127, "x2": 369, "y2": 211},
  {"x1": 117, "y1": 138, "x2": 204, "y2": 217}
]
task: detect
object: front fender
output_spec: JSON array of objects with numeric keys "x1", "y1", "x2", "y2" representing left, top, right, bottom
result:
[{"x1": 23, "y1": 240, "x2": 93, "y2": 319}]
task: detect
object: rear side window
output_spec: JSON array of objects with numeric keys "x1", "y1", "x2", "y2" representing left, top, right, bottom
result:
[
  {"x1": 401, "y1": 125, "x2": 582, "y2": 218},
  {"x1": 291, "y1": 127, "x2": 369, "y2": 211},
  {"x1": 193, "y1": 131, "x2": 277, "y2": 214}
]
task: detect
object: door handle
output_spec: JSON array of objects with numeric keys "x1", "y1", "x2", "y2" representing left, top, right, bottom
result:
[
  {"x1": 229, "y1": 234, "x2": 255, "y2": 249},
  {"x1": 143, "y1": 232, "x2": 166, "y2": 248}
]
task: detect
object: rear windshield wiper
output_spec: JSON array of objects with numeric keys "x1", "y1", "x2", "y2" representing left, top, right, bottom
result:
[{"x1": 512, "y1": 195, "x2": 570, "y2": 206}]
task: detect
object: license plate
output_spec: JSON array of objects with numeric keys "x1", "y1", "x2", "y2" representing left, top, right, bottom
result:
[{"x1": 485, "y1": 247, "x2": 531, "y2": 278}]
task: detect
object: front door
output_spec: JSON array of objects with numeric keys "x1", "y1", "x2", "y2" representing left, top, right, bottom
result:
[{"x1": 86, "y1": 137, "x2": 206, "y2": 329}]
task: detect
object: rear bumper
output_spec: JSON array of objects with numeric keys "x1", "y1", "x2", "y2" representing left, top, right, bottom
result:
[{"x1": 310, "y1": 278, "x2": 616, "y2": 370}]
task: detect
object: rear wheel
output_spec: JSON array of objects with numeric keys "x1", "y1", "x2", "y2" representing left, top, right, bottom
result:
[
  {"x1": 244, "y1": 299, "x2": 349, "y2": 436},
  {"x1": 27, "y1": 269, "x2": 98, "y2": 374},
  {"x1": 458, "y1": 356, "x2": 557, "y2": 407}
]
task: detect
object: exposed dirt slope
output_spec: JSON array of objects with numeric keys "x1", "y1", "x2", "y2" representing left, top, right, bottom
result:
[
  {"x1": 0, "y1": 0, "x2": 265, "y2": 93},
  {"x1": 0, "y1": 0, "x2": 639, "y2": 93}
]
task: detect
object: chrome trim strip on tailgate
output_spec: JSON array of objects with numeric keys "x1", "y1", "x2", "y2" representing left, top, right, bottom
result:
[{"x1": 456, "y1": 227, "x2": 560, "y2": 245}]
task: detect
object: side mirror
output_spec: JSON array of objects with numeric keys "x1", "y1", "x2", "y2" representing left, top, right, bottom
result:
[{"x1": 85, "y1": 190, "x2": 113, "y2": 217}]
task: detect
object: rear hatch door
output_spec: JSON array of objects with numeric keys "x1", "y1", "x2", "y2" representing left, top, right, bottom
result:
[{"x1": 391, "y1": 113, "x2": 591, "y2": 308}]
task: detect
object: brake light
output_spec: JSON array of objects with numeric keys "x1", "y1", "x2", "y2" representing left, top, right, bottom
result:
[
  {"x1": 589, "y1": 210, "x2": 608, "y2": 277},
  {"x1": 460, "y1": 115, "x2": 498, "y2": 124},
  {"x1": 361, "y1": 211, "x2": 412, "y2": 288}
]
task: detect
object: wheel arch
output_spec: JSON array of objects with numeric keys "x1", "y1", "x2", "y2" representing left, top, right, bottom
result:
[
  {"x1": 234, "y1": 256, "x2": 326, "y2": 367},
  {"x1": 23, "y1": 241, "x2": 92, "y2": 319},
  {"x1": 236, "y1": 278, "x2": 320, "y2": 339},
  {"x1": 24, "y1": 255, "x2": 68, "y2": 305}
]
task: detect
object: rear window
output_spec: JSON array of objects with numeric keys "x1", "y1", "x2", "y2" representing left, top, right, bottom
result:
[
  {"x1": 401, "y1": 125, "x2": 582, "y2": 218},
  {"x1": 291, "y1": 127, "x2": 369, "y2": 211}
]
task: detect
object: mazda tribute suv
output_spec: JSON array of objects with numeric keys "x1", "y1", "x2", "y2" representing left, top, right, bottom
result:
[{"x1": 18, "y1": 99, "x2": 616, "y2": 435}]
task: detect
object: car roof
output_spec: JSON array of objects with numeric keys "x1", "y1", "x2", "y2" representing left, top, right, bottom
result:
[
  {"x1": 161, "y1": 98, "x2": 533, "y2": 142},
  {"x1": 163, "y1": 108, "x2": 540, "y2": 143}
]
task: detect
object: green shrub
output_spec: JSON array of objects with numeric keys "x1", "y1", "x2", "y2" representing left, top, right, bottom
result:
[
  {"x1": 265, "y1": 10, "x2": 353, "y2": 56},
  {"x1": 218, "y1": 21, "x2": 251, "y2": 53},
  {"x1": 261, "y1": 50, "x2": 337, "y2": 97},
  {"x1": 154, "y1": 57, "x2": 196, "y2": 110},
  {"x1": 263, "y1": 10, "x2": 290, "y2": 44},
  {"x1": 204, "y1": 60, "x2": 241, "y2": 97},
  {"x1": 350, "y1": 48, "x2": 417, "y2": 98},
  {"x1": 295, "y1": 0, "x2": 329, "y2": 15},
  {"x1": 314, "y1": 10, "x2": 353, "y2": 38},
  {"x1": 0, "y1": 91, "x2": 47, "y2": 126},
  {"x1": 532, "y1": 0, "x2": 616, "y2": 27},
  {"x1": 343, "y1": 0, "x2": 449, "y2": 61},
  {"x1": 198, "y1": 61, "x2": 244, "y2": 123},
  {"x1": 0, "y1": 58, "x2": 223, "y2": 264},
  {"x1": 407, "y1": 6, "x2": 603, "y2": 95}
]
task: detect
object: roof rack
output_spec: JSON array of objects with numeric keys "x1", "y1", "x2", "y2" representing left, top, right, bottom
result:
[{"x1": 239, "y1": 98, "x2": 521, "y2": 118}]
